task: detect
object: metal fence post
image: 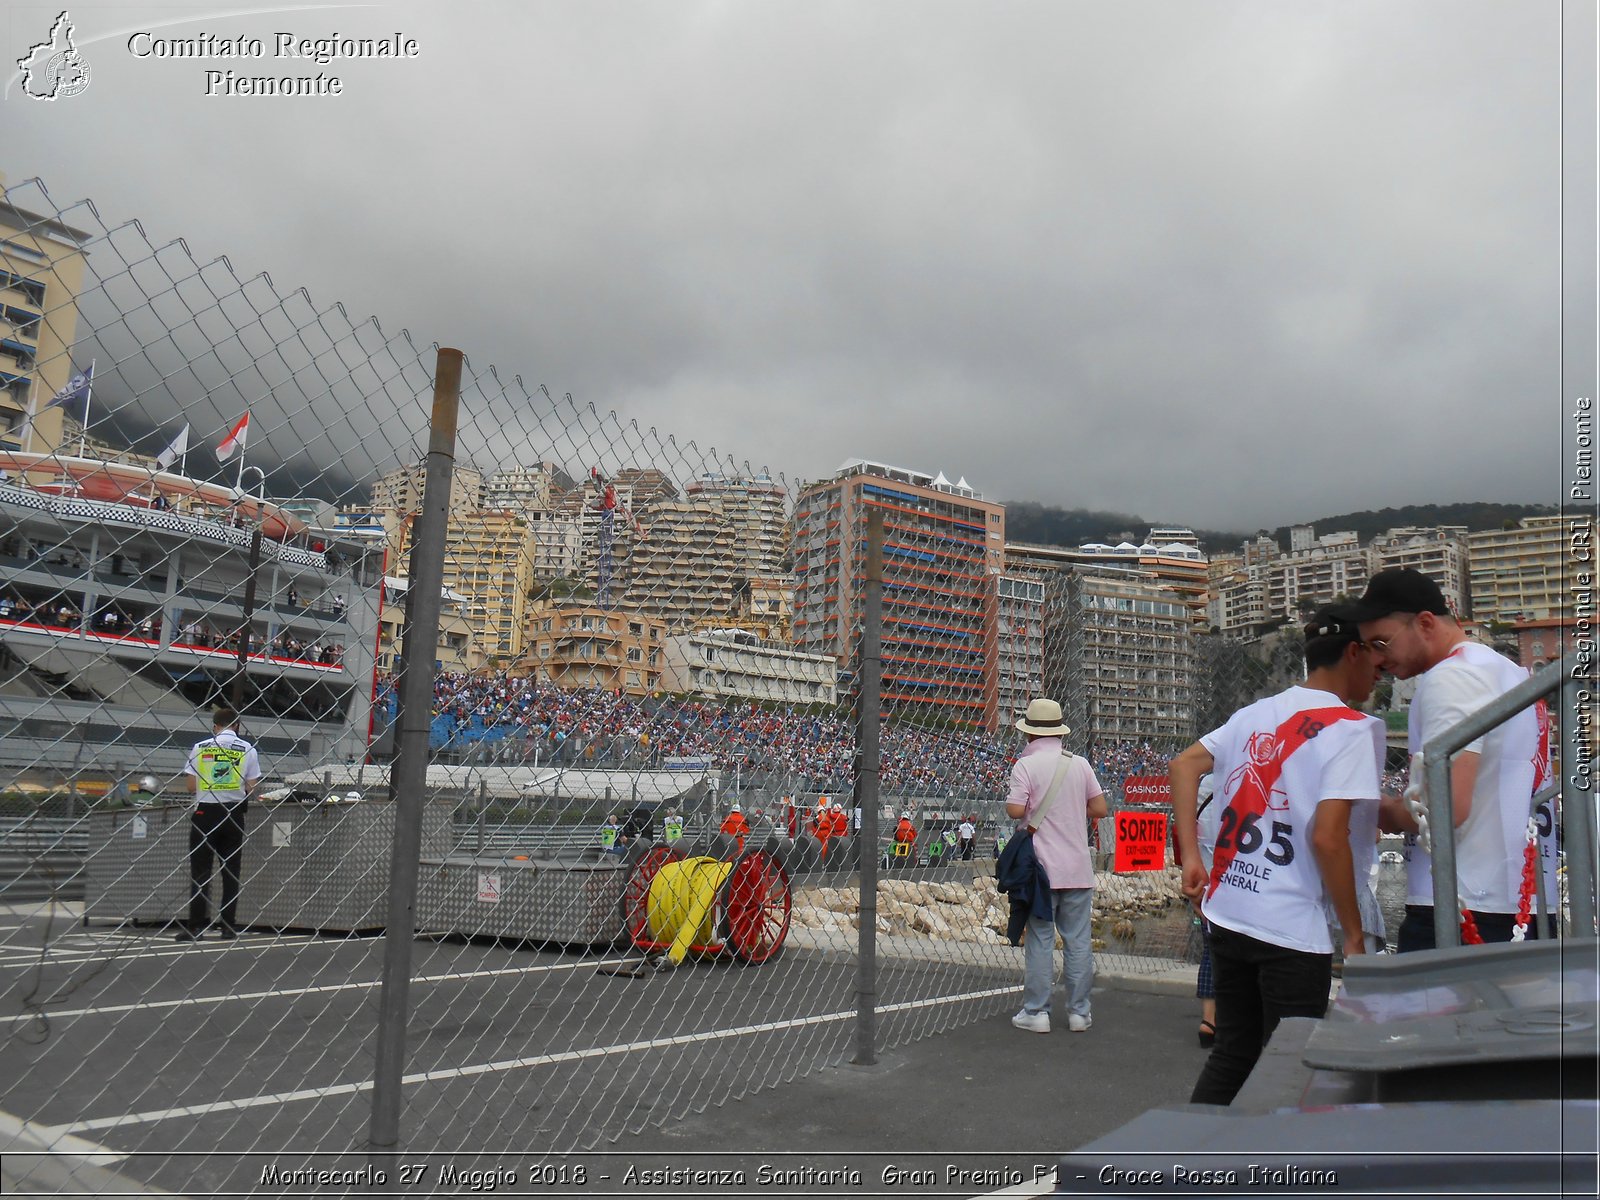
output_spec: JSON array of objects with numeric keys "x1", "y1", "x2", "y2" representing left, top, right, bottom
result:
[
  {"x1": 367, "y1": 347, "x2": 463, "y2": 1150},
  {"x1": 854, "y1": 506, "x2": 884, "y2": 1066},
  {"x1": 1563, "y1": 676, "x2": 1598, "y2": 937},
  {"x1": 230, "y1": 524, "x2": 263, "y2": 712},
  {"x1": 1425, "y1": 749, "x2": 1460, "y2": 950}
]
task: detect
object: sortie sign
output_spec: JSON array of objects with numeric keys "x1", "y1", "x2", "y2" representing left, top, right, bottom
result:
[
  {"x1": 1122, "y1": 775, "x2": 1171, "y2": 804},
  {"x1": 1114, "y1": 810, "x2": 1168, "y2": 873}
]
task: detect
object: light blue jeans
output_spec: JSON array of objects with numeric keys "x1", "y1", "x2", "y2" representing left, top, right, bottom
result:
[{"x1": 1020, "y1": 887, "x2": 1094, "y2": 1018}]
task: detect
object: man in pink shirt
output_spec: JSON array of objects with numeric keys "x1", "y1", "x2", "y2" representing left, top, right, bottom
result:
[{"x1": 1007, "y1": 698, "x2": 1108, "y2": 1034}]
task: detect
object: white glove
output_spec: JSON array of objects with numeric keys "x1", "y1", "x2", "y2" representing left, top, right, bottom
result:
[{"x1": 1403, "y1": 752, "x2": 1430, "y2": 854}]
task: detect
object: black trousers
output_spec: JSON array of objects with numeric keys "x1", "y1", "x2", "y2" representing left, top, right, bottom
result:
[
  {"x1": 188, "y1": 803, "x2": 247, "y2": 931},
  {"x1": 1397, "y1": 904, "x2": 1557, "y2": 952},
  {"x1": 1190, "y1": 923, "x2": 1333, "y2": 1107}
]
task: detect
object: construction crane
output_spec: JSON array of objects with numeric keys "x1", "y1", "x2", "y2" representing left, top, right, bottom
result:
[{"x1": 589, "y1": 467, "x2": 645, "y2": 609}]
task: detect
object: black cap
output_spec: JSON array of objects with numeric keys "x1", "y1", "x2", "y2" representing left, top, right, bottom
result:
[
  {"x1": 1351, "y1": 567, "x2": 1452, "y2": 622},
  {"x1": 1303, "y1": 603, "x2": 1365, "y2": 645}
]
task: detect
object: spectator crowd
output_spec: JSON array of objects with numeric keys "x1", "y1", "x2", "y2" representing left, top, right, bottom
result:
[{"x1": 379, "y1": 670, "x2": 1205, "y2": 801}]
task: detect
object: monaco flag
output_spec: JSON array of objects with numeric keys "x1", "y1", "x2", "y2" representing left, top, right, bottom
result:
[{"x1": 215, "y1": 413, "x2": 249, "y2": 460}]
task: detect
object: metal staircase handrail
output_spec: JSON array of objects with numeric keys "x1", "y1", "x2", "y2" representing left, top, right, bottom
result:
[{"x1": 1422, "y1": 656, "x2": 1596, "y2": 947}]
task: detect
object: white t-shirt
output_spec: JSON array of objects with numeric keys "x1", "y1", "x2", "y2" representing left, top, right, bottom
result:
[
  {"x1": 1404, "y1": 642, "x2": 1544, "y2": 913},
  {"x1": 1324, "y1": 797, "x2": 1384, "y2": 943},
  {"x1": 1199, "y1": 686, "x2": 1384, "y2": 954},
  {"x1": 1195, "y1": 774, "x2": 1219, "y2": 872}
]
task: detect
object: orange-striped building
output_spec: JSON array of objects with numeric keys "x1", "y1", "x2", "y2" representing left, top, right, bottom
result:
[{"x1": 792, "y1": 460, "x2": 1004, "y2": 731}]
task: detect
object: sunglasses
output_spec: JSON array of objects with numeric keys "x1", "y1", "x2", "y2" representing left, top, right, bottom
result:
[{"x1": 1363, "y1": 615, "x2": 1418, "y2": 654}]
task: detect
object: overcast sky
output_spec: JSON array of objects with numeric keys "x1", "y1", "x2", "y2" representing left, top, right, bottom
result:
[{"x1": 3, "y1": 0, "x2": 1582, "y2": 531}]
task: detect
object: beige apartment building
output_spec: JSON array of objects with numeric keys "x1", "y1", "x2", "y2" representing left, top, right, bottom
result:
[
  {"x1": 376, "y1": 578, "x2": 485, "y2": 673},
  {"x1": 1208, "y1": 561, "x2": 1272, "y2": 635},
  {"x1": 523, "y1": 601, "x2": 665, "y2": 695},
  {"x1": 1, "y1": 184, "x2": 91, "y2": 455},
  {"x1": 684, "y1": 471, "x2": 790, "y2": 578},
  {"x1": 660, "y1": 628, "x2": 836, "y2": 705},
  {"x1": 1372, "y1": 526, "x2": 1470, "y2": 615},
  {"x1": 481, "y1": 463, "x2": 570, "y2": 514},
  {"x1": 620, "y1": 494, "x2": 746, "y2": 630},
  {"x1": 1470, "y1": 515, "x2": 1590, "y2": 623},
  {"x1": 389, "y1": 505, "x2": 537, "y2": 664},
  {"x1": 370, "y1": 463, "x2": 483, "y2": 519},
  {"x1": 1269, "y1": 529, "x2": 1376, "y2": 621}
]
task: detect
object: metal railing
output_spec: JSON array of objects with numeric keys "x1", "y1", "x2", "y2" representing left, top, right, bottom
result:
[{"x1": 1424, "y1": 657, "x2": 1597, "y2": 947}]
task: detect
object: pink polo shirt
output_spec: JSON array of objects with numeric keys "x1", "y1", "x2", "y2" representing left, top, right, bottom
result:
[{"x1": 1006, "y1": 736, "x2": 1103, "y2": 890}]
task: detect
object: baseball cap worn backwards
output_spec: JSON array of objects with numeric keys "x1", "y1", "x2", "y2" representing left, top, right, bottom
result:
[
  {"x1": 1303, "y1": 603, "x2": 1365, "y2": 646},
  {"x1": 1352, "y1": 567, "x2": 1451, "y2": 622}
]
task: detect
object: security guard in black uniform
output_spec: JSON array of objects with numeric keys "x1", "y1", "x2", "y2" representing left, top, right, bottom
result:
[{"x1": 176, "y1": 706, "x2": 262, "y2": 941}]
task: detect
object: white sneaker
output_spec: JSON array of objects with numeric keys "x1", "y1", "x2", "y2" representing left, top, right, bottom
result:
[
  {"x1": 1011, "y1": 1010, "x2": 1051, "y2": 1034},
  {"x1": 1067, "y1": 1013, "x2": 1092, "y2": 1032}
]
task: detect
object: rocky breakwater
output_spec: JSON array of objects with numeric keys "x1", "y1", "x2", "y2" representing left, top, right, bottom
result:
[{"x1": 790, "y1": 865, "x2": 1188, "y2": 949}]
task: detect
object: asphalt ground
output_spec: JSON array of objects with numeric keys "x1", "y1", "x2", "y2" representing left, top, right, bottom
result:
[{"x1": 0, "y1": 900, "x2": 1203, "y2": 1198}]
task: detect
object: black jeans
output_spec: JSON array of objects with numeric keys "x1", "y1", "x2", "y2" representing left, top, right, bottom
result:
[
  {"x1": 188, "y1": 803, "x2": 247, "y2": 931},
  {"x1": 1397, "y1": 904, "x2": 1556, "y2": 952},
  {"x1": 1189, "y1": 923, "x2": 1332, "y2": 1107}
]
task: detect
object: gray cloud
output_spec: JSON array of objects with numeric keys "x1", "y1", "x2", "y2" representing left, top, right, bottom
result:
[{"x1": 4, "y1": 0, "x2": 1569, "y2": 529}]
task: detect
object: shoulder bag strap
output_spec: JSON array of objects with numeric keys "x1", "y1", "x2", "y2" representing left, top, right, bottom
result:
[{"x1": 1026, "y1": 752, "x2": 1074, "y2": 834}]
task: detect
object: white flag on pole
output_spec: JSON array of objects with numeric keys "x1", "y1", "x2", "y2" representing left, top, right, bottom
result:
[{"x1": 154, "y1": 424, "x2": 189, "y2": 471}]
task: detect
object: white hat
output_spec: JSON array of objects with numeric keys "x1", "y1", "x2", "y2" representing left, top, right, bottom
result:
[
  {"x1": 901, "y1": 810, "x2": 912, "y2": 819},
  {"x1": 1016, "y1": 697, "x2": 1071, "y2": 737},
  {"x1": 731, "y1": 802, "x2": 741, "y2": 812}
]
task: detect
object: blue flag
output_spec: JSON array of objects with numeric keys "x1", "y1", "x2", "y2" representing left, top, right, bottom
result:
[{"x1": 44, "y1": 363, "x2": 93, "y2": 411}]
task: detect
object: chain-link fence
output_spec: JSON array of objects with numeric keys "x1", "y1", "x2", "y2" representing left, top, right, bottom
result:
[{"x1": 5, "y1": 175, "x2": 1574, "y2": 1194}]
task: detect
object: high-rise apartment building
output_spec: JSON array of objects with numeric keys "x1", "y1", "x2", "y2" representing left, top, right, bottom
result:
[
  {"x1": 684, "y1": 471, "x2": 789, "y2": 578},
  {"x1": 1268, "y1": 529, "x2": 1376, "y2": 621},
  {"x1": 995, "y1": 574, "x2": 1044, "y2": 729},
  {"x1": 481, "y1": 463, "x2": 573, "y2": 515},
  {"x1": 553, "y1": 468, "x2": 679, "y2": 595},
  {"x1": 1041, "y1": 564, "x2": 1196, "y2": 750},
  {"x1": 523, "y1": 600, "x2": 665, "y2": 696},
  {"x1": 1371, "y1": 526, "x2": 1470, "y2": 615},
  {"x1": 1469, "y1": 514, "x2": 1589, "y2": 622},
  {"x1": 370, "y1": 463, "x2": 482, "y2": 518},
  {"x1": 1, "y1": 187, "x2": 91, "y2": 455},
  {"x1": 390, "y1": 506, "x2": 536, "y2": 663},
  {"x1": 619, "y1": 495, "x2": 744, "y2": 630},
  {"x1": 793, "y1": 460, "x2": 1004, "y2": 730},
  {"x1": 1208, "y1": 563, "x2": 1272, "y2": 635},
  {"x1": 1005, "y1": 530, "x2": 1209, "y2": 629}
]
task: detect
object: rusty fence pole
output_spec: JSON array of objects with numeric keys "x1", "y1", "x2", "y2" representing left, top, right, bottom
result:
[
  {"x1": 854, "y1": 506, "x2": 884, "y2": 1065},
  {"x1": 368, "y1": 347, "x2": 463, "y2": 1152}
]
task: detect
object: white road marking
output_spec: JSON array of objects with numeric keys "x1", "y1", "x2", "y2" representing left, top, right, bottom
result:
[
  {"x1": 63, "y1": 985, "x2": 1016, "y2": 1134},
  {"x1": 0, "y1": 932, "x2": 350, "y2": 968},
  {"x1": 1, "y1": 953, "x2": 641, "y2": 1025},
  {"x1": 0, "y1": 1107, "x2": 128, "y2": 1166}
]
